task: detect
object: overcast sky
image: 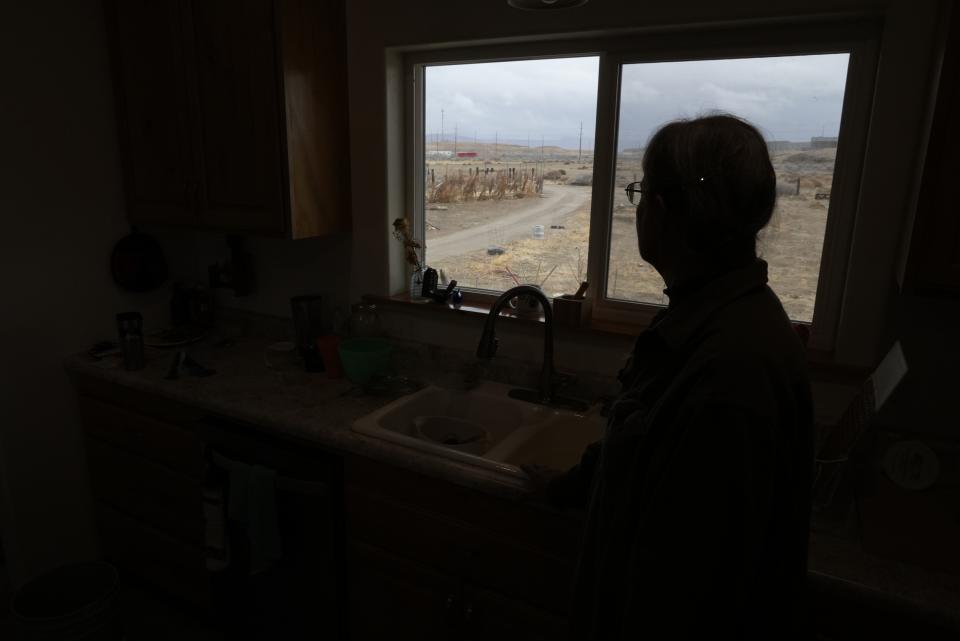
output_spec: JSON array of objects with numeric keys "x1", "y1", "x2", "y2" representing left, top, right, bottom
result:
[{"x1": 425, "y1": 53, "x2": 849, "y2": 151}]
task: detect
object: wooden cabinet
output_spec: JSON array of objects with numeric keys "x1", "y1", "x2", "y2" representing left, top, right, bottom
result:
[
  {"x1": 344, "y1": 456, "x2": 578, "y2": 639},
  {"x1": 109, "y1": 0, "x2": 197, "y2": 225},
  {"x1": 348, "y1": 541, "x2": 460, "y2": 641},
  {"x1": 348, "y1": 540, "x2": 566, "y2": 641},
  {"x1": 77, "y1": 391, "x2": 209, "y2": 606},
  {"x1": 461, "y1": 584, "x2": 566, "y2": 641},
  {"x1": 107, "y1": 0, "x2": 350, "y2": 238}
]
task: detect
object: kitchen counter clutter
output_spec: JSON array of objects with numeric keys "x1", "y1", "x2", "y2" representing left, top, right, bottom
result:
[
  {"x1": 65, "y1": 335, "x2": 960, "y2": 635},
  {"x1": 66, "y1": 337, "x2": 537, "y2": 501}
]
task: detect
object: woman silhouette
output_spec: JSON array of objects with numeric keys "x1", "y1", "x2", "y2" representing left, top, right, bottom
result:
[{"x1": 541, "y1": 114, "x2": 814, "y2": 639}]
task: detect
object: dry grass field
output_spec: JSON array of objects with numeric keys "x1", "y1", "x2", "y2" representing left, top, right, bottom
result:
[{"x1": 424, "y1": 143, "x2": 836, "y2": 323}]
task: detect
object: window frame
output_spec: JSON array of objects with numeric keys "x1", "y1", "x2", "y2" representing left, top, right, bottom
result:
[{"x1": 404, "y1": 19, "x2": 880, "y2": 353}]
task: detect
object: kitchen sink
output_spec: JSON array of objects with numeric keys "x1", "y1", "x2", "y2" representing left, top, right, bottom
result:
[
  {"x1": 500, "y1": 409, "x2": 605, "y2": 471},
  {"x1": 351, "y1": 381, "x2": 605, "y2": 478}
]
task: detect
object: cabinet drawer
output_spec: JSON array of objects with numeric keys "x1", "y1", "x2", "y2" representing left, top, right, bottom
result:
[
  {"x1": 345, "y1": 456, "x2": 582, "y2": 559},
  {"x1": 96, "y1": 502, "x2": 209, "y2": 607},
  {"x1": 78, "y1": 395, "x2": 203, "y2": 477},
  {"x1": 348, "y1": 540, "x2": 458, "y2": 641},
  {"x1": 347, "y1": 485, "x2": 575, "y2": 613},
  {"x1": 86, "y1": 438, "x2": 203, "y2": 545},
  {"x1": 463, "y1": 584, "x2": 567, "y2": 641}
]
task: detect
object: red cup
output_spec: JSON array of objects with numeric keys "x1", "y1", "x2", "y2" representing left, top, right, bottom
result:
[{"x1": 315, "y1": 335, "x2": 343, "y2": 379}]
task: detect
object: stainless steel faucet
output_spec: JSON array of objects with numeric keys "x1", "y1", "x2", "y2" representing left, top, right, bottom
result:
[{"x1": 476, "y1": 285, "x2": 588, "y2": 412}]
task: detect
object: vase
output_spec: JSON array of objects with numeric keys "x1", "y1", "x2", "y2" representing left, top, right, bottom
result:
[{"x1": 409, "y1": 268, "x2": 426, "y2": 300}]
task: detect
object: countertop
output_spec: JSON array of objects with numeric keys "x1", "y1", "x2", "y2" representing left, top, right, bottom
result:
[
  {"x1": 65, "y1": 337, "x2": 960, "y2": 630},
  {"x1": 66, "y1": 338, "x2": 536, "y2": 502}
]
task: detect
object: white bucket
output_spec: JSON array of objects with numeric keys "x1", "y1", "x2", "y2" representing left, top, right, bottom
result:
[{"x1": 532, "y1": 225, "x2": 545, "y2": 239}]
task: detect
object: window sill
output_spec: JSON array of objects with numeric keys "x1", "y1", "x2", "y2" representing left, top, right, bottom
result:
[{"x1": 363, "y1": 293, "x2": 646, "y2": 339}]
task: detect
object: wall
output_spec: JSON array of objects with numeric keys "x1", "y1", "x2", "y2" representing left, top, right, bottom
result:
[
  {"x1": 148, "y1": 227, "x2": 352, "y2": 324},
  {"x1": 0, "y1": 0, "x2": 171, "y2": 585},
  {"x1": 875, "y1": 293, "x2": 960, "y2": 435},
  {"x1": 345, "y1": 0, "x2": 944, "y2": 370}
]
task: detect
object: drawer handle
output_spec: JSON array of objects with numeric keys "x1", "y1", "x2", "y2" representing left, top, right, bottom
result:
[{"x1": 445, "y1": 594, "x2": 456, "y2": 610}]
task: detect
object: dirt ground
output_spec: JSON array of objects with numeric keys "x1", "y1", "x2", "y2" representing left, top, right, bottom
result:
[{"x1": 424, "y1": 147, "x2": 836, "y2": 323}]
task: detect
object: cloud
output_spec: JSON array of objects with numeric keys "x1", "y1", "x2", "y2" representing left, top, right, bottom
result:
[
  {"x1": 621, "y1": 79, "x2": 661, "y2": 104},
  {"x1": 426, "y1": 57, "x2": 600, "y2": 146},
  {"x1": 424, "y1": 53, "x2": 850, "y2": 149}
]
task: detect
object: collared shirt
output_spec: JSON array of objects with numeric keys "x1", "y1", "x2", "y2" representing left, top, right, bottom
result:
[{"x1": 549, "y1": 259, "x2": 813, "y2": 640}]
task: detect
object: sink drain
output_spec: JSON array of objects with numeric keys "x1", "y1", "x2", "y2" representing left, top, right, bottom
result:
[{"x1": 413, "y1": 416, "x2": 488, "y2": 453}]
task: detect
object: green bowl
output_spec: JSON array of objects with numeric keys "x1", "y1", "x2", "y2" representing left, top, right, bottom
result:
[{"x1": 338, "y1": 338, "x2": 392, "y2": 383}]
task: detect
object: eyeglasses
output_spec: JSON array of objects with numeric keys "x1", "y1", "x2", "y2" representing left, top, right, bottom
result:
[
  {"x1": 624, "y1": 176, "x2": 711, "y2": 205},
  {"x1": 624, "y1": 182, "x2": 647, "y2": 205}
]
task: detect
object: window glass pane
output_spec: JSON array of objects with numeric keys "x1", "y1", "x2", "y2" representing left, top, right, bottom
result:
[
  {"x1": 609, "y1": 53, "x2": 850, "y2": 322},
  {"x1": 424, "y1": 57, "x2": 598, "y2": 296}
]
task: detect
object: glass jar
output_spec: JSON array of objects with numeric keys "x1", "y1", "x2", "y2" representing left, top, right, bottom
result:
[
  {"x1": 348, "y1": 304, "x2": 381, "y2": 337},
  {"x1": 409, "y1": 268, "x2": 426, "y2": 300}
]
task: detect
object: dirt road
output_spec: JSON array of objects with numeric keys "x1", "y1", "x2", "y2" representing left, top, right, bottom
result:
[{"x1": 425, "y1": 184, "x2": 591, "y2": 262}]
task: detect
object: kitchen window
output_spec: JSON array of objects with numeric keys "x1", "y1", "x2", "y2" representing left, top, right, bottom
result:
[
  {"x1": 421, "y1": 57, "x2": 599, "y2": 295},
  {"x1": 404, "y1": 23, "x2": 878, "y2": 350}
]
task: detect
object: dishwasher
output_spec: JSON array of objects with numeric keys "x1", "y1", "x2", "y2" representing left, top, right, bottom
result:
[{"x1": 198, "y1": 415, "x2": 346, "y2": 640}]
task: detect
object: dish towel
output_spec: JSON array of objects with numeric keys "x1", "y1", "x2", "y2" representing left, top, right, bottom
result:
[
  {"x1": 203, "y1": 482, "x2": 230, "y2": 571},
  {"x1": 227, "y1": 460, "x2": 283, "y2": 575}
]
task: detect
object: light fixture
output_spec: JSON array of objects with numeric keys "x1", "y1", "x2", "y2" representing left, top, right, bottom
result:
[{"x1": 507, "y1": 0, "x2": 589, "y2": 10}]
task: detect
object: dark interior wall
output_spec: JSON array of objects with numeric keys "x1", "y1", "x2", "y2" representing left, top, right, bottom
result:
[
  {"x1": 877, "y1": 295, "x2": 960, "y2": 435},
  {"x1": 148, "y1": 227, "x2": 352, "y2": 324},
  {"x1": 880, "y1": 6, "x2": 960, "y2": 436},
  {"x1": 0, "y1": 0, "x2": 171, "y2": 584}
]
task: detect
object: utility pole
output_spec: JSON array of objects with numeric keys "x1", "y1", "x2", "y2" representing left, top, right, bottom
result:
[
  {"x1": 494, "y1": 131, "x2": 498, "y2": 157},
  {"x1": 440, "y1": 109, "x2": 444, "y2": 151},
  {"x1": 578, "y1": 121, "x2": 583, "y2": 163},
  {"x1": 540, "y1": 136, "x2": 545, "y2": 191},
  {"x1": 454, "y1": 124, "x2": 458, "y2": 156}
]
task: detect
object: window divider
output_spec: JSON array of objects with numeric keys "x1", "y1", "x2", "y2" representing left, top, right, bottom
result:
[{"x1": 587, "y1": 53, "x2": 634, "y2": 323}]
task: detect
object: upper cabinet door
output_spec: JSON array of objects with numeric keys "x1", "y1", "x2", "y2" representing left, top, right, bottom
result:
[
  {"x1": 189, "y1": 0, "x2": 286, "y2": 234},
  {"x1": 111, "y1": 0, "x2": 197, "y2": 225}
]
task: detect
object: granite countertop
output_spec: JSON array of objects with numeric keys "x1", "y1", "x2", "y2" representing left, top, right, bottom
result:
[
  {"x1": 65, "y1": 336, "x2": 960, "y2": 630},
  {"x1": 65, "y1": 337, "x2": 534, "y2": 502}
]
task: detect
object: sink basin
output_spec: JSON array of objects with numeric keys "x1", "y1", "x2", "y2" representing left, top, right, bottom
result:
[
  {"x1": 413, "y1": 416, "x2": 488, "y2": 454},
  {"x1": 351, "y1": 381, "x2": 606, "y2": 478},
  {"x1": 501, "y1": 410, "x2": 605, "y2": 472}
]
